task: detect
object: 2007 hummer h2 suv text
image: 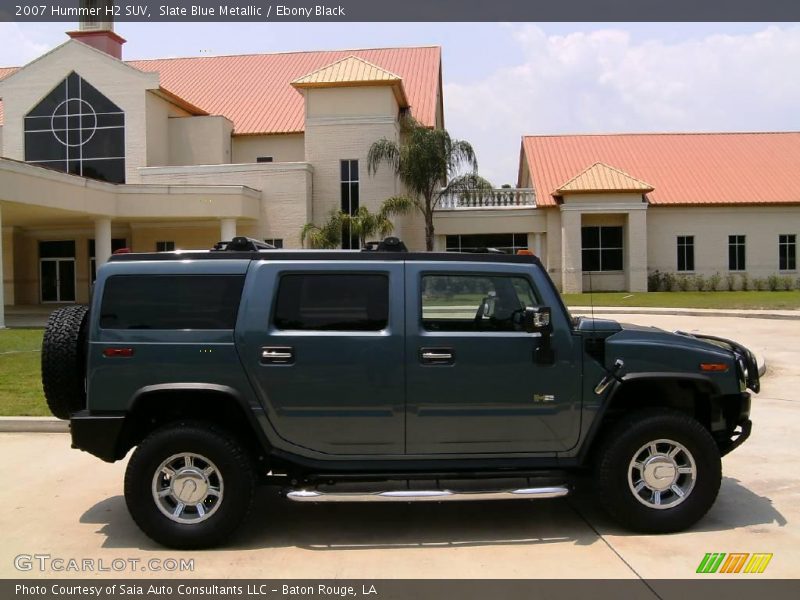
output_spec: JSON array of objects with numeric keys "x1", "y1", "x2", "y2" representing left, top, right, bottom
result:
[{"x1": 41, "y1": 237, "x2": 759, "y2": 548}]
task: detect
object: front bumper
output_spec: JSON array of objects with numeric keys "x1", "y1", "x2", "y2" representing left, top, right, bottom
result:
[
  {"x1": 70, "y1": 410, "x2": 126, "y2": 463},
  {"x1": 719, "y1": 418, "x2": 752, "y2": 457}
]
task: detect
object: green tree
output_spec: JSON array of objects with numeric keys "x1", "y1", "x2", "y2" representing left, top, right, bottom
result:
[
  {"x1": 300, "y1": 205, "x2": 397, "y2": 249},
  {"x1": 367, "y1": 115, "x2": 491, "y2": 250}
]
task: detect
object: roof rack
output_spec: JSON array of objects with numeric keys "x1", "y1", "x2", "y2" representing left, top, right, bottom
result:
[
  {"x1": 362, "y1": 237, "x2": 408, "y2": 252},
  {"x1": 212, "y1": 237, "x2": 276, "y2": 252}
]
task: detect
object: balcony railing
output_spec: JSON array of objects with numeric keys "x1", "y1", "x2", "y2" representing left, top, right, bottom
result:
[{"x1": 436, "y1": 188, "x2": 536, "y2": 210}]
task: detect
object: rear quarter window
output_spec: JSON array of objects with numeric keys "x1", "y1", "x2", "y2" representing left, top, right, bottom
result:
[{"x1": 99, "y1": 275, "x2": 245, "y2": 330}]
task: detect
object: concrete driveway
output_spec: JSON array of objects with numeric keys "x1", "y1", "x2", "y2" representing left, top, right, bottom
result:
[{"x1": 0, "y1": 313, "x2": 797, "y2": 581}]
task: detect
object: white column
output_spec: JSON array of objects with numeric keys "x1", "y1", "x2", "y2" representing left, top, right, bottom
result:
[
  {"x1": 560, "y1": 208, "x2": 583, "y2": 293},
  {"x1": 0, "y1": 206, "x2": 5, "y2": 329},
  {"x1": 94, "y1": 218, "x2": 112, "y2": 270},
  {"x1": 220, "y1": 218, "x2": 237, "y2": 242},
  {"x1": 626, "y1": 209, "x2": 648, "y2": 292}
]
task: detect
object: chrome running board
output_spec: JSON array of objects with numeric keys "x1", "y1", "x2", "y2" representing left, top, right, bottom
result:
[{"x1": 286, "y1": 486, "x2": 569, "y2": 503}]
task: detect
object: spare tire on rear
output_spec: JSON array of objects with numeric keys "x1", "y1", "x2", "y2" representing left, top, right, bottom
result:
[{"x1": 41, "y1": 305, "x2": 90, "y2": 419}]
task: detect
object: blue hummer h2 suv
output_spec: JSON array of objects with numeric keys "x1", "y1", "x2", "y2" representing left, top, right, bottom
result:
[{"x1": 41, "y1": 237, "x2": 759, "y2": 548}]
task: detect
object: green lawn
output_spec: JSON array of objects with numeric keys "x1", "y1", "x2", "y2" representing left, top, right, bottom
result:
[
  {"x1": 562, "y1": 291, "x2": 800, "y2": 310},
  {"x1": 0, "y1": 329, "x2": 47, "y2": 416}
]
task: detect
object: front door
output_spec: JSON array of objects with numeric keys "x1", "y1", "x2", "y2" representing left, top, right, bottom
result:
[
  {"x1": 404, "y1": 264, "x2": 583, "y2": 454},
  {"x1": 40, "y1": 258, "x2": 76, "y2": 303},
  {"x1": 238, "y1": 261, "x2": 406, "y2": 455}
]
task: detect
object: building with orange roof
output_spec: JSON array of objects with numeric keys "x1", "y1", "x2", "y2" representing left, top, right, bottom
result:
[
  {"x1": 0, "y1": 21, "x2": 442, "y2": 319},
  {"x1": 0, "y1": 21, "x2": 798, "y2": 321}
]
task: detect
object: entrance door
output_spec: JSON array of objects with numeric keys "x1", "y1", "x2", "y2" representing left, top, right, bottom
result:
[
  {"x1": 40, "y1": 258, "x2": 76, "y2": 303},
  {"x1": 404, "y1": 264, "x2": 583, "y2": 455}
]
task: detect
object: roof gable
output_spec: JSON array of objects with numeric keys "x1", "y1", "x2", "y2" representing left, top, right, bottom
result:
[
  {"x1": 0, "y1": 46, "x2": 441, "y2": 135},
  {"x1": 556, "y1": 162, "x2": 653, "y2": 195},
  {"x1": 522, "y1": 132, "x2": 800, "y2": 206},
  {"x1": 291, "y1": 55, "x2": 408, "y2": 107}
]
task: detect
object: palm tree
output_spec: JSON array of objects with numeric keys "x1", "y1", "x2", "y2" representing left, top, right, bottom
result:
[
  {"x1": 368, "y1": 115, "x2": 492, "y2": 250},
  {"x1": 300, "y1": 206, "x2": 397, "y2": 249}
]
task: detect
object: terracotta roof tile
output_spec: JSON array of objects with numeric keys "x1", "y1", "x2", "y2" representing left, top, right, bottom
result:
[
  {"x1": 0, "y1": 46, "x2": 440, "y2": 134},
  {"x1": 522, "y1": 132, "x2": 800, "y2": 206},
  {"x1": 556, "y1": 162, "x2": 653, "y2": 194}
]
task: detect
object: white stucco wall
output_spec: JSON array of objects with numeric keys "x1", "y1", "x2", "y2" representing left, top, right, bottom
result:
[
  {"x1": 231, "y1": 133, "x2": 305, "y2": 164},
  {"x1": 168, "y1": 115, "x2": 233, "y2": 166},
  {"x1": 647, "y1": 205, "x2": 800, "y2": 280}
]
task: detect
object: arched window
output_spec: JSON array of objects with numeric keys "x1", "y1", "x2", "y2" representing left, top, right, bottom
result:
[{"x1": 24, "y1": 71, "x2": 125, "y2": 183}]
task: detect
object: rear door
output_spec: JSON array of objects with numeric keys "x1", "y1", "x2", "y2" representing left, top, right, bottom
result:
[
  {"x1": 238, "y1": 260, "x2": 405, "y2": 455},
  {"x1": 404, "y1": 262, "x2": 582, "y2": 455}
]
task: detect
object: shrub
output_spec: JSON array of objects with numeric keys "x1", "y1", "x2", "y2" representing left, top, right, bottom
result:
[
  {"x1": 708, "y1": 272, "x2": 722, "y2": 292},
  {"x1": 694, "y1": 274, "x2": 707, "y2": 291},
  {"x1": 767, "y1": 274, "x2": 780, "y2": 291},
  {"x1": 663, "y1": 272, "x2": 676, "y2": 292},
  {"x1": 676, "y1": 274, "x2": 691, "y2": 292},
  {"x1": 796, "y1": 277, "x2": 800, "y2": 291},
  {"x1": 751, "y1": 277, "x2": 766, "y2": 291},
  {"x1": 739, "y1": 273, "x2": 749, "y2": 291},
  {"x1": 647, "y1": 270, "x2": 663, "y2": 292},
  {"x1": 725, "y1": 273, "x2": 737, "y2": 291},
  {"x1": 779, "y1": 275, "x2": 794, "y2": 291}
]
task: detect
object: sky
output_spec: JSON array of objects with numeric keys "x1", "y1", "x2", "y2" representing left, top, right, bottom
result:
[{"x1": 1, "y1": 21, "x2": 799, "y2": 184}]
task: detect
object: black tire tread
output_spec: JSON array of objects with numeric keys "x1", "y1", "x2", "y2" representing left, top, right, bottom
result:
[
  {"x1": 596, "y1": 407, "x2": 722, "y2": 533},
  {"x1": 41, "y1": 305, "x2": 90, "y2": 419},
  {"x1": 124, "y1": 421, "x2": 256, "y2": 549}
]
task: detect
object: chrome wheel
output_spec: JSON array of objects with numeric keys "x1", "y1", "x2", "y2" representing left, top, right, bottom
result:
[
  {"x1": 151, "y1": 453, "x2": 224, "y2": 524},
  {"x1": 627, "y1": 439, "x2": 696, "y2": 510}
]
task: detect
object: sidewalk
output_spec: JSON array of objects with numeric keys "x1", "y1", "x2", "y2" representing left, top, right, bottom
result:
[{"x1": 570, "y1": 306, "x2": 800, "y2": 320}]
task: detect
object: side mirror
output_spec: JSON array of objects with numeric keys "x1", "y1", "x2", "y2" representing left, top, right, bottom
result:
[{"x1": 523, "y1": 306, "x2": 552, "y2": 334}]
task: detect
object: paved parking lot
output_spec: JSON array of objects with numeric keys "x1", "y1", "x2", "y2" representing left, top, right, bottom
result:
[{"x1": 1, "y1": 313, "x2": 798, "y2": 582}]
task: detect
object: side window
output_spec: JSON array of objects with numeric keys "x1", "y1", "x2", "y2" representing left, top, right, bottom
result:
[
  {"x1": 273, "y1": 274, "x2": 388, "y2": 331},
  {"x1": 421, "y1": 274, "x2": 538, "y2": 332},
  {"x1": 100, "y1": 275, "x2": 245, "y2": 329}
]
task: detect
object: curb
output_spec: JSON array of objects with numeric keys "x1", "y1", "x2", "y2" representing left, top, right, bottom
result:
[
  {"x1": 570, "y1": 307, "x2": 800, "y2": 320},
  {"x1": 0, "y1": 417, "x2": 68, "y2": 433}
]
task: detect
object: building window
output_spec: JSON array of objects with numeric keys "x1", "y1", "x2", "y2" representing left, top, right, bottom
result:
[
  {"x1": 340, "y1": 159, "x2": 359, "y2": 249},
  {"x1": 264, "y1": 238, "x2": 284, "y2": 248},
  {"x1": 581, "y1": 226, "x2": 623, "y2": 272},
  {"x1": 728, "y1": 235, "x2": 746, "y2": 271},
  {"x1": 24, "y1": 71, "x2": 125, "y2": 183},
  {"x1": 156, "y1": 241, "x2": 176, "y2": 252},
  {"x1": 273, "y1": 274, "x2": 388, "y2": 331},
  {"x1": 256, "y1": 156, "x2": 273, "y2": 163},
  {"x1": 779, "y1": 234, "x2": 797, "y2": 271},
  {"x1": 445, "y1": 233, "x2": 528, "y2": 254},
  {"x1": 677, "y1": 236, "x2": 695, "y2": 272}
]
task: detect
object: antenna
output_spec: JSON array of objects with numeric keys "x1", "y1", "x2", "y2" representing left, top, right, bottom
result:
[{"x1": 588, "y1": 271, "x2": 597, "y2": 337}]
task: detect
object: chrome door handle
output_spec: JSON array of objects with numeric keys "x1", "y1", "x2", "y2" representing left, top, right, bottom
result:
[
  {"x1": 420, "y1": 347, "x2": 454, "y2": 365},
  {"x1": 261, "y1": 346, "x2": 294, "y2": 364},
  {"x1": 422, "y1": 352, "x2": 452, "y2": 360}
]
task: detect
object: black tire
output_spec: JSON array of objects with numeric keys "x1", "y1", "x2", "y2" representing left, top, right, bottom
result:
[
  {"x1": 41, "y1": 305, "x2": 90, "y2": 420},
  {"x1": 595, "y1": 408, "x2": 721, "y2": 533},
  {"x1": 124, "y1": 422, "x2": 255, "y2": 549}
]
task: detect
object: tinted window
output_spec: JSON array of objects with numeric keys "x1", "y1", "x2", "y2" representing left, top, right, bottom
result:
[
  {"x1": 273, "y1": 274, "x2": 388, "y2": 331},
  {"x1": 421, "y1": 274, "x2": 538, "y2": 332},
  {"x1": 100, "y1": 275, "x2": 244, "y2": 329}
]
